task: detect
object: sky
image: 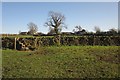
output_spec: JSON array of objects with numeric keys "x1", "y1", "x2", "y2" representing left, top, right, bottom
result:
[
  {"x1": 2, "y1": 2, "x2": 118, "y2": 34},
  {"x1": 0, "y1": 2, "x2": 2, "y2": 34},
  {"x1": 1, "y1": 0, "x2": 119, "y2": 2},
  {"x1": 118, "y1": 2, "x2": 120, "y2": 30}
]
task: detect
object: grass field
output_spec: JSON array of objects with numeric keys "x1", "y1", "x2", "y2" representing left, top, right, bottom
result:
[{"x1": 2, "y1": 46, "x2": 120, "y2": 78}]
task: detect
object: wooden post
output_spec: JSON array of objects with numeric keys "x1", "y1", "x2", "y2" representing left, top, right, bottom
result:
[
  {"x1": 34, "y1": 38, "x2": 37, "y2": 48},
  {"x1": 14, "y1": 37, "x2": 16, "y2": 50},
  {"x1": 35, "y1": 38, "x2": 36, "y2": 48},
  {"x1": 58, "y1": 35, "x2": 61, "y2": 46}
]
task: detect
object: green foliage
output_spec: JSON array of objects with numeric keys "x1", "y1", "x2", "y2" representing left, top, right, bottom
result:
[{"x1": 2, "y1": 46, "x2": 120, "y2": 78}]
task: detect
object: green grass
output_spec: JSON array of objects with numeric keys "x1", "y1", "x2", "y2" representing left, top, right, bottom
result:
[
  {"x1": 2, "y1": 35, "x2": 55, "y2": 38},
  {"x1": 3, "y1": 34, "x2": 119, "y2": 39},
  {"x1": 2, "y1": 46, "x2": 120, "y2": 78}
]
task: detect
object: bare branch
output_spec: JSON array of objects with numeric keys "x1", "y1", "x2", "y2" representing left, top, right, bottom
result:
[
  {"x1": 45, "y1": 11, "x2": 67, "y2": 35},
  {"x1": 28, "y1": 22, "x2": 38, "y2": 35}
]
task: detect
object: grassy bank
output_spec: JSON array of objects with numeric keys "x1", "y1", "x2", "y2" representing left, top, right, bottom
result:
[{"x1": 2, "y1": 46, "x2": 120, "y2": 78}]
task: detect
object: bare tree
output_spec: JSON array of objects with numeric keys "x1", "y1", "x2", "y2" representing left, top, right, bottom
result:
[
  {"x1": 94, "y1": 26, "x2": 101, "y2": 33},
  {"x1": 47, "y1": 27, "x2": 55, "y2": 35},
  {"x1": 73, "y1": 25, "x2": 82, "y2": 32},
  {"x1": 75, "y1": 25, "x2": 82, "y2": 32},
  {"x1": 28, "y1": 22, "x2": 38, "y2": 35},
  {"x1": 45, "y1": 11, "x2": 67, "y2": 35},
  {"x1": 109, "y1": 28, "x2": 117, "y2": 34}
]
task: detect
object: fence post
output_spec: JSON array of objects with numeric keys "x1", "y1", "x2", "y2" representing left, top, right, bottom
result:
[
  {"x1": 35, "y1": 37, "x2": 37, "y2": 48},
  {"x1": 14, "y1": 37, "x2": 16, "y2": 50}
]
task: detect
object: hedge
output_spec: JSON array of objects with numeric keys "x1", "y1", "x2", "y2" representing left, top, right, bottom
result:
[{"x1": 2, "y1": 36, "x2": 120, "y2": 50}]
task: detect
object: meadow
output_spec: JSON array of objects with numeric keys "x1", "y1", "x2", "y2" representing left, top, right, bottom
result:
[{"x1": 2, "y1": 46, "x2": 119, "y2": 78}]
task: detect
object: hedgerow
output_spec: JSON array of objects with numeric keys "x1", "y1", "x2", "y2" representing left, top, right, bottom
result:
[{"x1": 2, "y1": 36, "x2": 120, "y2": 50}]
